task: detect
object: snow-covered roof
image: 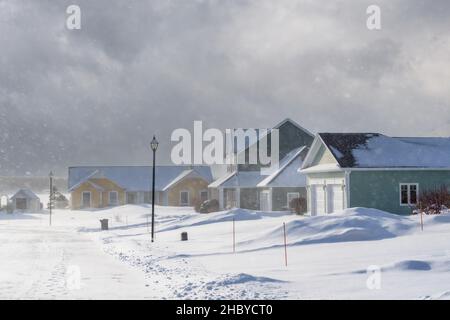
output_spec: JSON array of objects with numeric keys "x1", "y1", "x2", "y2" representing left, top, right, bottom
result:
[
  {"x1": 318, "y1": 133, "x2": 450, "y2": 169},
  {"x1": 86, "y1": 180, "x2": 106, "y2": 191},
  {"x1": 209, "y1": 171, "x2": 267, "y2": 188},
  {"x1": 257, "y1": 147, "x2": 308, "y2": 187},
  {"x1": 68, "y1": 166, "x2": 213, "y2": 192},
  {"x1": 208, "y1": 171, "x2": 237, "y2": 188},
  {"x1": 162, "y1": 169, "x2": 205, "y2": 191},
  {"x1": 11, "y1": 189, "x2": 40, "y2": 200}
]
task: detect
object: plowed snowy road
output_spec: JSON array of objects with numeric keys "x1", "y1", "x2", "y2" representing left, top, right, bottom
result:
[{"x1": 0, "y1": 225, "x2": 155, "y2": 299}]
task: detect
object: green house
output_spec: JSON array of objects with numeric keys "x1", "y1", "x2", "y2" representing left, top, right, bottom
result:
[{"x1": 300, "y1": 133, "x2": 450, "y2": 215}]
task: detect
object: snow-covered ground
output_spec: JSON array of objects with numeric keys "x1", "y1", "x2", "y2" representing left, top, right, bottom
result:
[{"x1": 1, "y1": 200, "x2": 450, "y2": 299}]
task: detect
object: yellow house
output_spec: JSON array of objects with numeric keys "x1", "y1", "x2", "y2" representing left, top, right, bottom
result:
[{"x1": 68, "y1": 166, "x2": 213, "y2": 209}]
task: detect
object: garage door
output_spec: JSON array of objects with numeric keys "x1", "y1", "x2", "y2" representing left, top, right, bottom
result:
[
  {"x1": 311, "y1": 185, "x2": 325, "y2": 216},
  {"x1": 327, "y1": 185, "x2": 344, "y2": 213}
]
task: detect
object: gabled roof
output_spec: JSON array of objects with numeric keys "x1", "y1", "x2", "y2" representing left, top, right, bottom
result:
[
  {"x1": 209, "y1": 171, "x2": 267, "y2": 188},
  {"x1": 11, "y1": 189, "x2": 40, "y2": 200},
  {"x1": 273, "y1": 118, "x2": 315, "y2": 138},
  {"x1": 161, "y1": 169, "x2": 205, "y2": 191},
  {"x1": 208, "y1": 171, "x2": 237, "y2": 188},
  {"x1": 85, "y1": 180, "x2": 106, "y2": 191},
  {"x1": 257, "y1": 147, "x2": 308, "y2": 187},
  {"x1": 68, "y1": 166, "x2": 213, "y2": 192},
  {"x1": 231, "y1": 118, "x2": 314, "y2": 154},
  {"x1": 319, "y1": 133, "x2": 379, "y2": 168},
  {"x1": 302, "y1": 133, "x2": 450, "y2": 169}
]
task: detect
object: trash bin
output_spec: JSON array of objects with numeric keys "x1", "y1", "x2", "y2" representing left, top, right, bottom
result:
[
  {"x1": 181, "y1": 232, "x2": 188, "y2": 241},
  {"x1": 100, "y1": 219, "x2": 109, "y2": 230}
]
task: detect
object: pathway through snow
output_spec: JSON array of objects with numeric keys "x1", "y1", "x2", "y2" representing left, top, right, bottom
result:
[{"x1": 0, "y1": 225, "x2": 155, "y2": 299}]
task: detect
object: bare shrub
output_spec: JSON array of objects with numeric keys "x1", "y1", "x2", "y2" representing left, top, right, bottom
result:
[
  {"x1": 289, "y1": 197, "x2": 307, "y2": 215},
  {"x1": 199, "y1": 199, "x2": 220, "y2": 213},
  {"x1": 415, "y1": 185, "x2": 450, "y2": 215}
]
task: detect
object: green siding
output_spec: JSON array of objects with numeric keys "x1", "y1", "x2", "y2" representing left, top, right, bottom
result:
[{"x1": 350, "y1": 170, "x2": 450, "y2": 215}]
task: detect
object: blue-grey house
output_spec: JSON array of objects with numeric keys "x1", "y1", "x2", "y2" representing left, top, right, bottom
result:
[
  {"x1": 300, "y1": 133, "x2": 450, "y2": 215},
  {"x1": 209, "y1": 118, "x2": 314, "y2": 211}
]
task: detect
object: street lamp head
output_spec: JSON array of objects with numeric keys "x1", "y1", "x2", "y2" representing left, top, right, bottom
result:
[
  {"x1": 150, "y1": 135, "x2": 159, "y2": 151},
  {"x1": 49, "y1": 171, "x2": 53, "y2": 178}
]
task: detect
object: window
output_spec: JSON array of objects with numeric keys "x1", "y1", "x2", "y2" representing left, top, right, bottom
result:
[
  {"x1": 109, "y1": 191, "x2": 118, "y2": 206},
  {"x1": 200, "y1": 190, "x2": 208, "y2": 203},
  {"x1": 400, "y1": 183, "x2": 419, "y2": 206},
  {"x1": 180, "y1": 191, "x2": 189, "y2": 206},
  {"x1": 82, "y1": 191, "x2": 91, "y2": 208},
  {"x1": 287, "y1": 192, "x2": 300, "y2": 208}
]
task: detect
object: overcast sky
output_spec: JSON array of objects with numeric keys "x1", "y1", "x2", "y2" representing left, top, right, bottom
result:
[{"x1": 0, "y1": 0, "x2": 449, "y2": 176}]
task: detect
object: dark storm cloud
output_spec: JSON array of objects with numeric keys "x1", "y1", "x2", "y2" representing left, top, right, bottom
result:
[{"x1": 0, "y1": 0, "x2": 449, "y2": 176}]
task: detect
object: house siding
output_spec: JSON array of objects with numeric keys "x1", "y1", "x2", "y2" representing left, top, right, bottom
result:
[
  {"x1": 238, "y1": 121, "x2": 314, "y2": 171},
  {"x1": 349, "y1": 170, "x2": 450, "y2": 215},
  {"x1": 270, "y1": 187, "x2": 306, "y2": 211},
  {"x1": 167, "y1": 177, "x2": 209, "y2": 206},
  {"x1": 13, "y1": 198, "x2": 41, "y2": 211},
  {"x1": 71, "y1": 179, "x2": 126, "y2": 209}
]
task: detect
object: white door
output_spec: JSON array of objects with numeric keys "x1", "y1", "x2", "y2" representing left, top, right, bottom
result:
[
  {"x1": 311, "y1": 185, "x2": 325, "y2": 216},
  {"x1": 260, "y1": 191, "x2": 270, "y2": 212},
  {"x1": 327, "y1": 185, "x2": 344, "y2": 213}
]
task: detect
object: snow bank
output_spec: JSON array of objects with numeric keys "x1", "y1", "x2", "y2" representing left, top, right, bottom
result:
[
  {"x1": 158, "y1": 208, "x2": 288, "y2": 232},
  {"x1": 210, "y1": 273, "x2": 285, "y2": 286},
  {"x1": 239, "y1": 207, "x2": 415, "y2": 249},
  {"x1": 389, "y1": 260, "x2": 432, "y2": 271}
]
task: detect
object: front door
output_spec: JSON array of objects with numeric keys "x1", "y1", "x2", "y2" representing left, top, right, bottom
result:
[
  {"x1": 82, "y1": 192, "x2": 91, "y2": 208},
  {"x1": 127, "y1": 192, "x2": 137, "y2": 204},
  {"x1": 16, "y1": 198, "x2": 27, "y2": 210},
  {"x1": 260, "y1": 191, "x2": 271, "y2": 212}
]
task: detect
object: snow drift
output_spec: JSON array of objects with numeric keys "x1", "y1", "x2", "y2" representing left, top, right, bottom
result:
[
  {"x1": 158, "y1": 208, "x2": 285, "y2": 232},
  {"x1": 239, "y1": 207, "x2": 416, "y2": 250}
]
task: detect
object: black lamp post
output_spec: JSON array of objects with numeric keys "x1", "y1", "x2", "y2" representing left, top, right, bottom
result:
[
  {"x1": 49, "y1": 171, "x2": 53, "y2": 226},
  {"x1": 150, "y1": 135, "x2": 159, "y2": 242}
]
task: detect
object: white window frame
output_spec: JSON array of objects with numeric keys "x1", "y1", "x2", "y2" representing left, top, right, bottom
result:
[
  {"x1": 82, "y1": 191, "x2": 91, "y2": 208},
  {"x1": 399, "y1": 183, "x2": 419, "y2": 206},
  {"x1": 199, "y1": 190, "x2": 208, "y2": 203},
  {"x1": 108, "y1": 191, "x2": 119, "y2": 206},
  {"x1": 287, "y1": 192, "x2": 300, "y2": 208},
  {"x1": 180, "y1": 190, "x2": 190, "y2": 206}
]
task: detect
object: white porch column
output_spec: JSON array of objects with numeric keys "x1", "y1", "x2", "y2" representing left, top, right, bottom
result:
[
  {"x1": 269, "y1": 187, "x2": 273, "y2": 211},
  {"x1": 219, "y1": 188, "x2": 224, "y2": 210},
  {"x1": 344, "y1": 170, "x2": 351, "y2": 209}
]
